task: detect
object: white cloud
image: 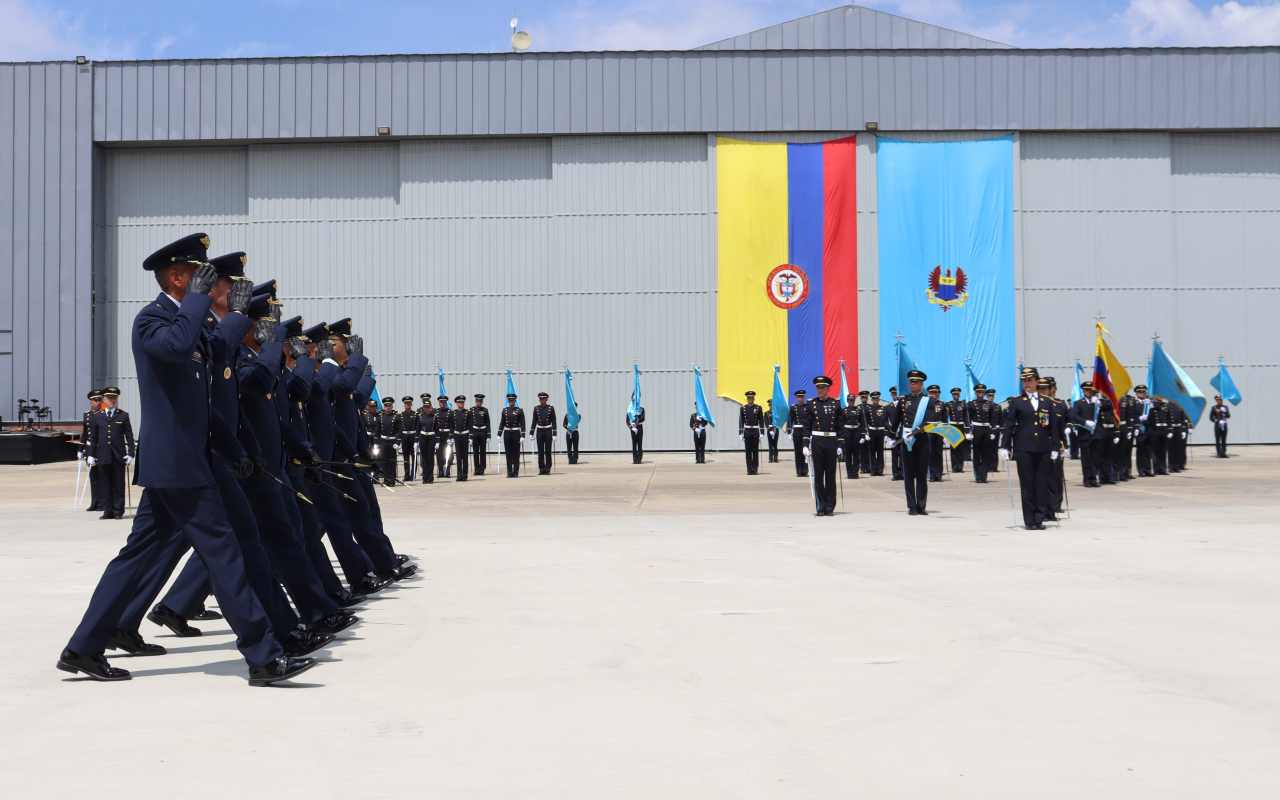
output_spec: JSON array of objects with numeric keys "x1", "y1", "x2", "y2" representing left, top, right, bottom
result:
[
  {"x1": 222, "y1": 40, "x2": 280, "y2": 58},
  {"x1": 153, "y1": 34, "x2": 177, "y2": 58},
  {"x1": 1120, "y1": 0, "x2": 1280, "y2": 46},
  {"x1": 0, "y1": 0, "x2": 80, "y2": 61}
]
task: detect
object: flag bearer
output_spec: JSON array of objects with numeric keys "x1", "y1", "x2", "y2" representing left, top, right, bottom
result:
[
  {"x1": 1209, "y1": 395, "x2": 1230, "y2": 457},
  {"x1": 765, "y1": 400, "x2": 780, "y2": 462},
  {"x1": 690, "y1": 405, "x2": 709, "y2": 464},
  {"x1": 896, "y1": 372, "x2": 942, "y2": 515}
]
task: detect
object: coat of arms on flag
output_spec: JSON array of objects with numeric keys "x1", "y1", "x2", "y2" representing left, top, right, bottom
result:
[
  {"x1": 766, "y1": 264, "x2": 810, "y2": 310},
  {"x1": 926, "y1": 266, "x2": 968, "y2": 311}
]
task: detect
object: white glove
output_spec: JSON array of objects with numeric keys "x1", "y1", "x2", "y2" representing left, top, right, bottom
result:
[
  {"x1": 553, "y1": 435, "x2": 558, "y2": 441},
  {"x1": 884, "y1": 437, "x2": 894, "y2": 448},
  {"x1": 1181, "y1": 432, "x2": 1186, "y2": 439},
  {"x1": 1086, "y1": 420, "x2": 1096, "y2": 429},
  {"x1": 528, "y1": 434, "x2": 534, "y2": 441},
  {"x1": 903, "y1": 432, "x2": 914, "y2": 444},
  {"x1": 836, "y1": 447, "x2": 843, "y2": 457},
  {"x1": 1167, "y1": 432, "x2": 1173, "y2": 439},
  {"x1": 999, "y1": 448, "x2": 1010, "y2": 461},
  {"x1": 965, "y1": 432, "x2": 973, "y2": 440},
  {"x1": 739, "y1": 434, "x2": 744, "y2": 441},
  {"x1": 124, "y1": 455, "x2": 134, "y2": 465},
  {"x1": 87, "y1": 456, "x2": 96, "y2": 466},
  {"x1": 434, "y1": 443, "x2": 439, "y2": 451},
  {"x1": 1050, "y1": 450, "x2": 1059, "y2": 460},
  {"x1": 394, "y1": 444, "x2": 401, "y2": 452},
  {"x1": 1218, "y1": 421, "x2": 1226, "y2": 429},
  {"x1": 860, "y1": 436, "x2": 868, "y2": 444},
  {"x1": 802, "y1": 446, "x2": 811, "y2": 457},
  {"x1": 1113, "y1": 437, "x2": 1119, "y2": 444},
  {"x1": 77, "y1": 451, "x2": 85, "y2": 460},
  {"x1": 414, "y1": 442, "x2": 420, "y2": 453}
]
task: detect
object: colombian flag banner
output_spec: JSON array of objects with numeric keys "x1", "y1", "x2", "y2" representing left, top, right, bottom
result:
[
  {"x1": 1093, "y1": 323, "x2": 1133, "y2": 423},
  {"x1": 716, "y1": 137, "x2": 859, "y2": 402}
]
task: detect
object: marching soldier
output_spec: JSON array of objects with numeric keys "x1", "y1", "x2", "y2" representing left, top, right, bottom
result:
[
  {"x1": 563, "y1": 406, "x2": 580, "y2": 464},
  {"x1": 967, "y1": 384, "x2": 998, "y2": 483},
  {"x1": 86, "y1": 387, "x2": 135, "y2": 520},
  {"x1": 925, "y1": 385, "x2": 946, "y2": 482},
  {"x1": 895, "y1": 372, "x2": 941, "y2": 514},
  {"x1": 691, "y1": 405, "x2": 709, "y2": 464},
  {"x1": 738, "y1": 391, "x2": 763, "y2": 474},
  {"x1": 787, "y1": 389, "x2": 810, "y2": 477},
  {"x1": 627, "y1": 401, "x2": 645, "y2": 463},
  {"x1": 530, "y1": 392, "x2": 557, "y2": 475},
  {"x1": 841, "y1": 394, "x2": 862, "y2": 479},
  {"x1": 945, "y1": 387, "x2": 970, "y2": 474},
  {"x1": 417, "y1": 393, "x2": 435, "y2": 484},
  {"x1": 865, "y1": 391, "x2": 891, "y2": 476},
  {"x1": 81, "y1": 389, "x2": 104, "y2": 512},
  {"x1": 1000, "y1": 367, "x2": 1062, "y2": 530},
  {"x1": 802, "y1": 376, "x2": 846, "y2": 516},
  {"x1": 375, "y1": 396, "x2": 401, "y2": 486},
  {"x1": 498, "y1": 393, "x2": 526, "y2": 477},
  {"x1": 889, "y1": 387, "x2": 904, "y2": 480},
  {"x1": 765, "y1": 399, "x2": 781, "y2": 462},
  {"x1": 451, "y1": 395, "x2": 472, "y2": 481},
  {"x1": 434, "y1": 395, "x2": 453, "y2": 478},
  {"x1": 399, "y1": 396, "x2": 420, "y2": 482},
  {"x1": 471, "y1": 394, "x2": 491, "y2": 476},
  {"x1": 1210, "y1": 395, "x2": 1231, "y2": 457}
]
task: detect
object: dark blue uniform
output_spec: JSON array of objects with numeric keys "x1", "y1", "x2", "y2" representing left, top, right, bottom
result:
[
  {"x1": 86, "y1": 406, "x2": 134, "y2": 517},
  {"x1": 1003, "y1": 390, "x2": 1062, "y2": 529},
  {"x1": 895, "y1": 392, "x2": 942, "y2": 512}
]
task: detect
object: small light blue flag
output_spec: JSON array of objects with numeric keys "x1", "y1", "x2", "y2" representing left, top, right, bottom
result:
[
  {"x1": 369, "y1": 368, "x2": 381, "y2": 408},
  {"x1": 771, "y1": 365, "x2": 788, "y2": 428},
  {"x1": 506, "y1": 368, "x2": 519, "y2": 408},
  {"x1": 1016, "y1": 359, "x2": 1024, "y2": 394},
  {"x1": 1210, "y1": 359, "x2": 1242, "y2": 406},
  {"x1": 437, "y1": 366, "x2": 446, "y2": 401},
  {"x1": 694, "y1": 365, "x2": 715, "y2": 427},
  {"x1": 1150, "y1": 341, "x2": 1207, "y2": 427},
  {"x1": 893, "y1": 337, "x2": 912, "y2": 396},
  {"x1": 838, "y1": 361, "x2": 852, "y2": 408},
  {"x1": 627, "y1": 364, "x2": 642, "y2": 422},
  {"x1": 564, "y1": 368, "x2": 580, "y2": 431},
  {"x1": 1071, "y1": 360, "x2": 1085, "y2": 404},
  {"x1": 964, "y1": 360, "x2": 981, "y2": 401}
]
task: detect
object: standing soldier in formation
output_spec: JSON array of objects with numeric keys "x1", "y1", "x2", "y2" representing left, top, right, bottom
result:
[
  {"x1": 1209, "y1": 395, "x2": 1231, "y2": 457},
  {"x1": 738, "y1": 391, "x2": 764, "y2": 474},
  {"x1": 925, "y1": 385, "x2": 946, "y2": 482},
  {"x1": 690, "y1": 404, "x2": 709, "y2": 464},
  {"x1": 1116, "y1": 389, "x2": 1139, "y2": 480},
  {"x1": 895, "y1": 372, "x2": 941, "y2": 514},
  {"x1": 1000, "y1": 367, "x2": 1061, "y2": 530},
  {"x1": 966, "y1": 384, "x2": 997, "y2": 483},
  {"x1": 450, "y1": 396, "x2": 472, "y2": 482},
  {"x1": 471, "y1": 394, "x2": 491, "y2": 476},
  {"x1": 499, "y1": 393, "x2": 526, "y2": 477},
  {"x1": 1133, "y1": 385, "x2": 1155, "y2": 476},
  {"x1": 362, "y1": 400, "x2": 378, "y2": 436},
  {"x1": 416, "y1": 394, "x2": 435, "y2": 484},
  {"x1": 399, "y1": 396, "x2": 420, "y2": 482},
  {"x1": 1169, "y1": 401, "x2": 1191, "y2": 472},
  {"x1": 1042, "y1": 377, "x2": 1070, "y2": 519},
  {"x1": 841, "y1": 394, "x2": 860, "y2": 480},
  {"x1": 865, "y1": 392, "x2": 891, "y2": 477},
  {"x1": 1149, "y1": 396, "x2": 1171, "y2": 475},
  {"x1": 854, "y1": 391, "x2": 871, "y2": 474},
  {"x1": 86, "y1": 387, "x2": 134, "y2": 520},
  {"x1": 765, "y1": 399, "x2": 780, "y2": 462},
  {"x1": 787, "y1": 389, "x2": 810, "y2": 478},
  {"x1": 81, "y1": 389, "x2": 104, "y2": 512},
  {"x1": 889, "y1": 387, "x2": 904, "y2": 480},
  {"x1": 802, "y1": 376, "x2": 846, "y2": 516},
  {"x1": 945, "y1": 387, "x2": 969, "y2": 474},
  {"x1": 531, "y1": 392, "x2": 557, "y2": 475},
  {"x1": 984, "y1": 388, "x2": 1003, "y2": 473},
  {"x1": 434, "y1": 395, "x2": 453, "y2": 478},
  {"x1": 1071, "y1": 382, "x2": 1107, "y2": 488},
  {"x1": 627, "y1": 401, "x2": 645, "y2": 464},
  {"x1": 375, "y1": 396, "x2": 401, "y2": 485},
  {"x1": 563, "y1": 405, "x2": 580, "y2": 464}
]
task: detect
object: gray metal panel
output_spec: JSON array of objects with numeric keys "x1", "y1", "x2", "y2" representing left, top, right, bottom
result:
[{"x1": 695, "y1": 6, "x2": 1014, "y2": 51}]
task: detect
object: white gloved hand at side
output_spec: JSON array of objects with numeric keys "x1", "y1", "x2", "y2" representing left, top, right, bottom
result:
[
  {"x1": 1167, "y1": 432, "x2": 1173, "y2": 439},
  {"x1": 884, "y1": 437, "x2": 894, "y2": 448},
  {"x1": 1086, "y1": 421, "x2": 1096, "y2": 429},
  {"x1": 414, "y1": 443, "x2": 420, "y2": 453},
  {"x1": 1050, "y1": 450, "x2": 1059, "y2": 460},
  {"x1": 739, "y1": 435, "x2": 744, "y2": 442},
  {"x1": 87, "y1": 456, "x2": 96, "y2": 465},
  {"x1": 836, "y1": 448, "x2": 843, "y2": 457},
  {"x1": 77, "y1": 452, "x2": 85, "y2": 460},
  {"x1": 999, "y1": 448, "x2": 1010, "y2": 461},
  {"x1": 124, "y1": 455, "x2": 134, "y2": 465},
  {"x1": 802, "y1": 447, "x2": 811, "y2": 457},
  {"x1": 1181, "y1": 432, "x2": 1187, "y2": 439},
  {"x1": 1113, "y1": 437, "x2": 1119, "y2": 444},
  {"x1": 965, "y1": 433, "x2": 973, "y2": 440},
  {"x1": 553, "y1": 435, "x2": 557, "y2": 441}
]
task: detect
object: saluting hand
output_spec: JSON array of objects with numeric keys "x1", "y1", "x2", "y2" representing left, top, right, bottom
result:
[
  {"x1": 287, "y1": 337, "x2": 309, "y2": 360},
  {"x1": 226, "y1": 277, "x2": 253, "y2": 314},
  {"x1": 187, "y1": 262, "x2": 219, "y2": 296},
  {"x1": 253, "y1": 318, "x2": 277, "y2": 345},
  {"x1": 347, "y1": 334, "x2": 364, "y2": 355},
  {"x1": 316, "y1": 340, "x2": 335, "y2": 361}
]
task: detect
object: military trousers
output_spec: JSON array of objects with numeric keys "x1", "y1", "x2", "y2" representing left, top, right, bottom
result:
[
  {"x1": 693, "y1": 431, "x2": 706, "y2": 464},
  {"x1": 245, "y1": 484, "x2": 341, "y2": 623},
  {"x1": 472, "y1": 434, "x2": 489, "y2": 475},
  {"x1": 792, "y1": 431, "x2": 809, "y2": 477},
  {"x1": 97, "y1": 461, "x2": 127, "y2": 516},
  {"x1": 401, "y1": 434, "x2": 418, "y2": 481},
  {"x1": 742, "y1": 430, "x2": 759, "y2": 473},
  {"x1": 766, "y1": 431, "x2": 780, "y2": 462},
  {"x1": 951, "y1": 439, "x2": 969, "y2": 472},
  {"x1": 67, "y1": 485, "x2": 282, "y2": 666},
  {"x1": 535, "y1": 428, "x2": 554, "y2": 474},
  {"x1": 1214, "y1": 424, "x2": 1228, "y2": 457},
  {"x1": 630, "y1": 426, "x2": 644, "y2": 463},
  {"x1": 565, "y1": 430, "x2": 580, "y2": 463},
  {"x1": 286, "y1": 467, "x2": 346, "y2": 596},
  {"x1": 841, "y1": 428, "x2": 860, "y2": 478},
  {"x1": 417, "y1": 434, "x2": 435, "y2": 483},
  {"x1": 1153, "y1": 433, "x2": 1169, "y2": 474},
  {"x1": 1013, "y1": 451, "x2": 1053, "y2": 528},
  {"x1": 87, "y1": 462, "x2": 102, "y2": 510},
  {"x1": 453, "y1": 435, "x2": 470, "y2": 481},
  {"x1": 1136, "y1": 433, "x2": 1155, "y2": 476},
  {"x1": 900, "y1": 438, "x2": 930, "y2": 510},
  {"x1": 810, "y1": 437, "x2": 839, "y2": 513},
  {"x1": 503, "y1": 430, "x2": 522, "y2": 477}
]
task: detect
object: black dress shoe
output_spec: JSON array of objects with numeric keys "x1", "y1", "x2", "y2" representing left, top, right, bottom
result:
[
  {"x1": 395, "y1": 554, "x2": 411, "y2": 566},
  {"x1": 380, "y1": 563, "x2": 418, "y2": 582},
  {"x1": 309, "y1": 611, "x2": 359, "y2": 634},
  {"x1": 1045, "y1": 514, "x2": 1058, "y2": 522},
  {"x1": 916, "y1": 508, "x2": 929, "y2": 516},
  {"x1": 908, "y1": 508, "x2": 918, "y2": 516},
  {"x1": 99, "y1": 512, "x2": 114, "y2": 520},
  {"x1": 107, "y1": 629, "x2": 167, "y2": 656},
  {"x1": 282, "y1": 628, "x2": 335, "y2": 657},
  {"x1": 329, "y1": 589, "x2": 367, "y2": 608},
  {"x1": 353, "y1": 574, "x2": 393, "y2": 594},
  {"x1": 57, "y1": 649, "x2": 132, "y2": 681},
  {"x1": 191, "y1": 609, "x2": 223, "y2": 621},
  {"x1": 248, "y1": 655, "x2": 318, "y2": 687},
  {"x1": 147, "y1": 604, "x2": 201, "y2": 637}
]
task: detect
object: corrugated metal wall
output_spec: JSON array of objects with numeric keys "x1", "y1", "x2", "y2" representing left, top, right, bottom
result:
[{"x1": 0, "y1": 62, "x2": 94, "y2": 424}]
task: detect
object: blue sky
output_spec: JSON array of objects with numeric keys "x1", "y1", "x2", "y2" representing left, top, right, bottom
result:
[{"x1": 3, "y1": 0, "x2": 1280, "y2": 62}]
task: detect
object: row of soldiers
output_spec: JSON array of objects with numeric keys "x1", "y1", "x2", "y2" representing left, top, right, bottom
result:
[
  {"x1": 78, "y1": 387, "x2": 135, "y2": 519},
  {"x1": 59, "y1": 233, "x2": 417, "y2": 686}
]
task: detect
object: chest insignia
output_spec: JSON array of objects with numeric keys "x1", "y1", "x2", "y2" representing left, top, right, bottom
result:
[{"x1": 223, "y1": 367, "x2": 231, "y2": 380}]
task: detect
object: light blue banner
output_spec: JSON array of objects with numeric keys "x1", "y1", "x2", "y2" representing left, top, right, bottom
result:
[
  {"x1": 1210, "y1": 360, "x2": 1242, "y2": 406},
  {"x1": 694, "y1": 366, "x2": 715, "y2": 426},
  {"x1": 877, "y1": 136, "x2": 1015, "y2": 399},
  {"x1": 506, "y1": 368, "x2": 519, "y2": 408},
  {"x1": 771, "y1": 365, "x2": 788, "y2": 428},
  {"x1": 564, "y1": 368, "x2": 580, "y2": 431},
  {"x1": 1150, "y1": 341, "x2": 1207, "y2": 426},
  {"x1": 627, "y1": 364, "x2": 642, "y2": 422}
]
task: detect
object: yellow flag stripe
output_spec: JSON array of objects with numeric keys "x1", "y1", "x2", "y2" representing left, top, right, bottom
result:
[{"x1": 716, "y1": 137, "x2": 789, "y2": 402}]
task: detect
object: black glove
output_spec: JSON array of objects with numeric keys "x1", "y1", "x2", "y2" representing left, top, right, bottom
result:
[
  {"x1": 233, "y1": 456, "x2": 255, "y2": 480},
  {"x1": 252, "y1": 456, "x2": 269, "y2": 477},
  {"x1": 347, "y1": 334, "x2": 363, "y2": 355},
  {"x1": 226, "y1": 278, "x2": 252, "y2": 314},
  {"x1": 362, "y1": 364, "x2": 372, "y2": 378},
  {"x1": 253, "y1": 318, "x2": 278, "y2": 345},
  {"x1": 304, "y1": 466, "x2": 323, "y2": 485},
  {"x1": 187, "y1": 262, "x2": 219, "y2": 296},
  {"x1": 287, "y1": 337, "x2": 309, "y2": 359},
  {"x1": 306, "y1": 447, "x2": 322, "y2": 467},
  {"x1": 316, "y1": 340, "x2": 335, "y2": 361}
]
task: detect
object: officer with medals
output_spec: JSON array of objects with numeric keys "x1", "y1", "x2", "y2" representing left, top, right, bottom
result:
[
  {"x1": 80, "y1": 389, "x2": 104, "y2": 512},
  {"x1": 85, "y1": 386, "x2": 134, "y2": 520},
  {"x1": 1000, "y1": 367, "x2": 1061, "y2": 530},
  {"x1": 399, "y1": 396, "x2": 420, "y2": 482},
  {"x1": 1149, "y1": 396, "x2": 1171, "y2": 475},
  {"x1": 451, "y1": 395, "x2": 473, "y2": 481},
  {"x1": 471, "y1": 394, "x2": 491, "y2": 476},
  {"x1": 801, "y1": 376, "x2": 845, "y2": 516},
  {"x1": 945, "y1": 387, "x2": 970, "y2": 474},
  {"x1": 434, "y1": 395, "x2": 453, "y2": 478},
  {"x1": 1209, "y1": 394, "x2": 1231, "y2": 457},
  {"x1": 1070, "y1": 381, "x2": 1116, "y2": 486},
  {"x1": 895, "y1": 372, "x2": 941, "y2": 514},
  {"x1": 966, "y1": 384, "x2": 997, "y2": 483},
  {"x1": 888, "y1": 387, "x2": 904, "y2": 480},
  {"x1": 417, "y1": 393, "x2": 435, "y2": 484},
  {"x1": 765, "y1": 399, "x2": 781, "y2": 462},
  {"x1": 925, "y1": 385, "x2": 946, "y2": 482},
  {"x1": 530, "y1": 392, "x2": 557, "y2": 475},
  {"x1": 738, "y1": 391, "x2": 763, "y2": 474},
  {"x1": 787, "y1": 389, "x2": 810, "y2": 477},
  {"x1": 498, "y1": 393, "x2": 526, "y2": 477},
  {"x1": 691, "y1": 405, "x2": 710, "y2": 464},
  {"x1": 865, "y1": 391, "x2": 890, "y2": 476},
  {"x1": 375, "y1": 396, "x2": 401, "y2": 486}
]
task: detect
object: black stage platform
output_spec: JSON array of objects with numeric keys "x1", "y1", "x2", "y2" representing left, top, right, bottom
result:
[{"x1": 0, "y1": 432, "x2": 79, "y2": 464}]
